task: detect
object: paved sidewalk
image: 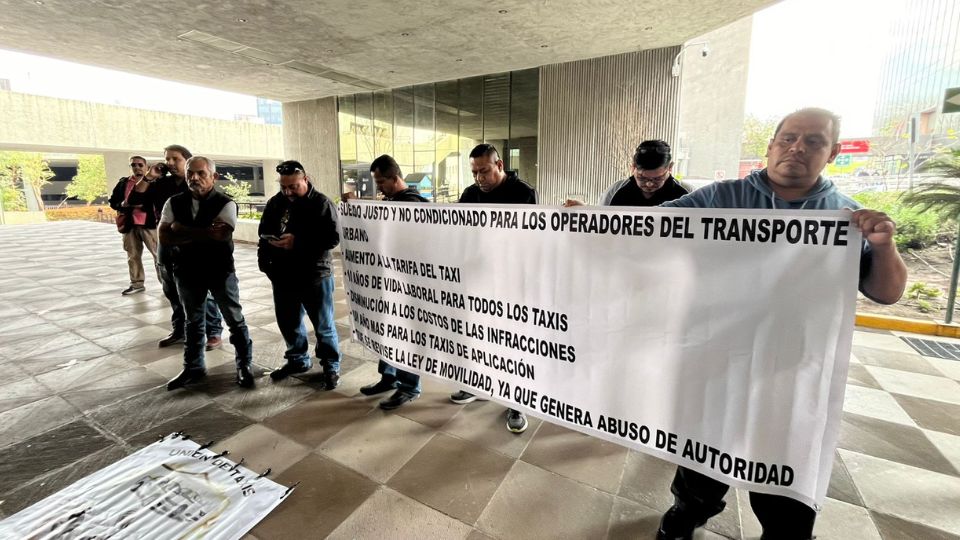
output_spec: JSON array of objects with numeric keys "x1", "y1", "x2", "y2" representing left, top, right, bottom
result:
[{"x1": 0, "y1": 221, "x2": 958, "y2": 539}]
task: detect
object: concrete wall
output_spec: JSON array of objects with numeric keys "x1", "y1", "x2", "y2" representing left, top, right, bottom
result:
[
  {"x1": 0, "y1": 91, "x2": 283, "y2": 159},
  {"x1": 676, "y1": 16, "x2": 753, "y2": 181},
  {"x1": 281, "y1": 97, "x2": 341, "y2": 199},
  {"x1": 537, "y1": 47, "x2": 682, "y2": 205}
]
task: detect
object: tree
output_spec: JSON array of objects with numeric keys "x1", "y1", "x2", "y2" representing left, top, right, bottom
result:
[
  {"x1": 220, "y1": 172, "x2": 251, "y2": 203},
  {"x1": 740, "y1": 114, "x2": 778, "y2": 164},
  {"x1": 902, "y1": 149, "x2": 960, "y2": 322},
  {"x1": 0, "y1": 151, "x2": 53, "y2": 210},
  {"x1": 66, "y1": 154, "x2": 108, "y2": 205}
]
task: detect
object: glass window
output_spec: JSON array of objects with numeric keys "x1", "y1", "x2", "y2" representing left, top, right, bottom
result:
[
  {"x1": 413, "y1": 83, "x2": 437, "y2": 201},
  {"x1": 373, "y1": 90, "x2": 394, "y2": 157},
  {"x1": 393, "y1": 87, "x2": 415, "y2": 182},
  {"x1": 435, "y1": 80, "x2": 460, "y2": 203},
  {"x1": 508, "y1": 68, "x2": 539, "y2": 186},
  {"x1": 482, "y1": 72, "x2": 511, "y2": 159},
  {"x1": 458, "y1": 76, "x2": 484, "y2": 197}
]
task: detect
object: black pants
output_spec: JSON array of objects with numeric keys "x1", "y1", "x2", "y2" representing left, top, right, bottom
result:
[{"x1": 671, "y1": 466, "x2": 816, "y2": 539}]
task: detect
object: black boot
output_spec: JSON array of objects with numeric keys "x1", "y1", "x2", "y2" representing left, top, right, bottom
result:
[
  {"x1": 237, "y1": 365, "x2": 255, "y2": 388},
  {"x1": 166, "y1": 369, "x2": 206, "y2": 391}
]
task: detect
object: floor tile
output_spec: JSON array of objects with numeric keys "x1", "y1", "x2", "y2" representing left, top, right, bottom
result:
[
  {"x1": 827, "y1": 450, "x2": 865, "y2": 507},
  {"x1": 1, "y1": 445, "x2": 129, "y2": 516},
  {"x1": 34, "y1": 353, "x2": 141, "y2": 393},
  {"x1": 0, "y1": 396, "x2": 81, "y2": 450},
  {"x1": 0, "y1": 377, "x2": 54, "y2": 414},
  {"x1": 393, "y1": 377, "x2": 465, "y2": 429},
  {"x1": 318, "y1": 410, "x2": 436, "y2": 483},
  {"x1": 441, "y1": 399, "x2": 543, "y2": 459},
  {"x1": 328, "y1": 486, "x2": 473, "y2": 539},
  {"x1": 841, "y1": 449, "x2": 960, "y2": 535},
  {"x1": 838, "y1": 412, "x2": 958, "y2": 476},
  {"x1": 89, "y1": 324, "x2": 170, "y2": 352},
  {"x1": 71, "y1": 313, "x2": 153, "y2": 341},
  {"x1": 846, "y1": 363, "x2": 883, "y2": 390},
  {"x1": 852, "y1": 332, "x2": 915, "y2": 354},
  {"x1": 250, "y1": 453, "x2": 377, "y2": 540},
  {"x1": 925, "y1": 430, "x2": 960, "y2": 474},
  {"x1": 388, "y1": 433, "x2": 515, "y2": 524},
  {"x1": 0, "y1": 419, "x2": 112, "y2": 496},
  {"x1": 124, "y1": 401, "x2": 255, "y2": 450},
  {"x1": 212, "y1": 373, "x2": 318, "y2": 421},
  {"x1": 262, "y1": 391, "x2": 375, "y2": 448},
  {"x1": 813, "y1": 497, "x2": 882, "y2": 540},
  {"x1": 842, "y1": 384, "x2": 917, "y2": 426},
  {"x1": 212, "y1": 424, "x2": 310, "y2": 477},
  {"x1": 852, "y1": 345, "x2": 942, "y2": 376},
  {"x1": 60, "y1": 367, "x2": 167, "y2": 412},
  {"x1": 930, "y1": 358, "x2": 960, "y2": 381},
  {"x1": 870, "y1": 511, "x2": 960, "y2": 540},
  {"x1": 606, "y1": 496, "x2": 664, "y2": 540},
  {"x1": 476, "y1": 460, "x2": 615, "y2": 540},
  {"x1": 520, "y1": 420, "x2": 629, "y2": 494},
  {"x1": 87, "y1": 387, "x2": 210, "y2": 441},
  {"x1": 892, "y1": 393, "x2": 960, "y2": 437},
  {"x1": 18, "y1": 340, "x2": 112, "y2": 376},
  {"x1": 864, "y1": 365, "x2": 960, "y2": 406}
]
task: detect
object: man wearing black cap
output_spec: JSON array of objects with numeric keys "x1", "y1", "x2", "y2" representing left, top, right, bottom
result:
[
  {"x1": 565, "y1": 140, "x2": 688, "y2": 207},
  {"x1": 258, "y1": 160, "x2": 342, "y2": 390}
]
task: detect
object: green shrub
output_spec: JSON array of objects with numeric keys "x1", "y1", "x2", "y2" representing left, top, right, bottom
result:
[{"x1": 852, "y1": 191, "x2": 944, "y2": 249}]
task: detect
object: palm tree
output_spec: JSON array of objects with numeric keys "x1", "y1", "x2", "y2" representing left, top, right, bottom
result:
[{"x1": 902, "y1": 149, "x2": 960, "y2": 322}]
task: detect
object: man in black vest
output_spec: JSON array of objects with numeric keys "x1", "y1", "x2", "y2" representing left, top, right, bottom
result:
[
  {"x1": 259, "y1": 160, "x2": 342, "y2": 391},
  {"x1": 129, "y1": 144, "x2": 223, "y2": 349},
  {"x1": 449, "y1": 144, "x2": 538, "y2": 434},
  {"x1": 355, "y1": 154, "x2": 430, "y2": 410},
  {"x1": 159, "y1": 156, "x2": 254, "y2": 390}
]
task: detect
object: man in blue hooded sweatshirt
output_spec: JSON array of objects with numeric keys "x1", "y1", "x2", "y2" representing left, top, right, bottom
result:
[{"x1": 655, "y1": 108, "x2": 907, "y2": 540}]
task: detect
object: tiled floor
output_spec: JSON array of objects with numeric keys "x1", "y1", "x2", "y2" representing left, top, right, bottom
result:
[{"x1": 1, "y1": 221, "x2": 960, "y2": 539}]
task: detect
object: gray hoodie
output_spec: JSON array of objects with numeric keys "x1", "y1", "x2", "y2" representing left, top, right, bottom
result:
[
  {"x1": 661, "y1": 169, "x2": 862, "y2": 211},
  {"x1": 663, "y1": 168, "x2": 876, "y2": 299}
]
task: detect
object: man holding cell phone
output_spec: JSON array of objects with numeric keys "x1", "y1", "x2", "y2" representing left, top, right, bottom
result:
[{"x1": 258, "y1": 160, "x2": 342, "y2": 390}]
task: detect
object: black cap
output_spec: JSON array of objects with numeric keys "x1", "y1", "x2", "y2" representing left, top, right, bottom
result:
[
  {"x1": 633, "y1": 140, "x2": 672, "y2": 170},
  {"x1": 276, "y1": 160, "x2": 306, "y2": 175}
]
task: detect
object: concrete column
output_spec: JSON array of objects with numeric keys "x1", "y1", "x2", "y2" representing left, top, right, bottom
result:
[
  {"x1": 282, "y1": 97, "x2": 341, "y2": 199},
  {"x1": 103, "y1": 151, "x2": 132, "y2": 184},
  {"x1": 262, "y1": 159, "x2": 281, "y2": 195}
]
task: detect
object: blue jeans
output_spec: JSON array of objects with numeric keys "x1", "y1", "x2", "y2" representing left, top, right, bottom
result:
[
  {"x1": 271, "y1": 274, "x2": 340, "y2": 374},
  {"x1": 379, "y1": 360, "x2": 421, "y2": 394},
  {"x1": 159, "y1": 261, "x2": 222, "y2": 337},
  {"x1": 175, "y1": 272, "x2": 252, "y2": 373}
]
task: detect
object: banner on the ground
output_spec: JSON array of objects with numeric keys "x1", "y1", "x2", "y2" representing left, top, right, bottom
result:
[
  {"x1": 339, "y1": 201, "x2": 861, "y2": 508},
  {"x1": 0, "y1": 434, "x2": 290, "y2": 539}
]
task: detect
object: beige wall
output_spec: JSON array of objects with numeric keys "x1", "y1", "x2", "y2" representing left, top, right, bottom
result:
[
  {"x1": 537, "y1": 47, "x2": 682, "y2": 205},
  {"x1": 281, "y1": 97, "x2": 341, "y2": 199},
  {"x1": 0, "y1": 91, "x2": 283, "y2": 159}
]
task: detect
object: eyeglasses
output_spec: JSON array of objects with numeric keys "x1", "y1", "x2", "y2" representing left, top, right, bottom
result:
[
  {"x1": 637, "y1": 172, "x2": 669, "y2": 185},
  {"x1": 276, "y1": 164, "x2": 304, "y2": 175}
]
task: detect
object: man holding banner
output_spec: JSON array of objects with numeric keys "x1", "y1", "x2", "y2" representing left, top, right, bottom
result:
[
  {"x1": 357, "y1": 154, "x2": 431, "y2": 409},
  {"x1": 654, "y1": 108, "x2": 907, "y2": 540},
  {"x1": 448, "y1": 143, "x2": 538, "y2": 434}
]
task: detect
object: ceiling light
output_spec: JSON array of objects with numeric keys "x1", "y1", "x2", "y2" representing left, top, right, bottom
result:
[
  {"x1": 644, "y1": 26, "x2": 653, "y2": 30},
  {"x1": 34, "y1": 1, "x2": 43, "y2": 4},
  {"x1": 455, "y1": 58, "x2": 463, "y2": 62},
  {"x1": 236, "y1": 18, "x2": 248, "y2": 23},
  {"x1": 498, "y1": 9, "x2": 508, "y2": 14},
  {"x1": 400, "y1": 32, "x2": 410, "y2": 37},
  {"x1": 540, "y1": 44, "x2": 549, "y2": 48}
]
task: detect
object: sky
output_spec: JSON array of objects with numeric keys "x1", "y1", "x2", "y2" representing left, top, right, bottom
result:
[
  {"x1": 0, "y1": 49, "x2": 259, "y2": 120},
  {"x1": 744, "y1": 0, "x2": 906, "y2": 137}
]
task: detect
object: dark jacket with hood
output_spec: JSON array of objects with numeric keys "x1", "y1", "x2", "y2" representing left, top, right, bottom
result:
[{"x1": 258, "y1": 182, "x2": 339, "y2": 278}]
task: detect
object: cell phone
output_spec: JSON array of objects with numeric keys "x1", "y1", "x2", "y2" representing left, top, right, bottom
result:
[{"x1": 260, "y1": 234, "x2": 280, "y2": 241}]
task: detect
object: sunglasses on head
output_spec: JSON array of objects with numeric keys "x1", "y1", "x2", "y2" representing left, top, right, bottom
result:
[{"x1": 276, "y1": 164, "x2": 303, "y2": 175}]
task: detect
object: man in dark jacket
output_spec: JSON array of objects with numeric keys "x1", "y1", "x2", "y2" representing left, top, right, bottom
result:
[
  {"x1": 563, "y1": 140, "x2": 688, "y2": 208},
  {"x1": 259, "y1": 160, "x2": 342, "y2": 391},
  {"x1": 354, "y1": 154, "x2": 430, "y2": 410},
  {"x1": 159, "y1": 156, "x2": 253, "y2": 390},
  {"x1": 449, "y1": 144, "x2": 538, "y2": 435},
  {"x1": 108, "y1": 155, "x2": 158, "y2": 295},
  {"x1": 128, "y1": 144, "x2": 223, "y2": 349}
]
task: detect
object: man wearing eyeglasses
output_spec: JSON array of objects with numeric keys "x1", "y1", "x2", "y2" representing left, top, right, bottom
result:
[
  {"x1": 564, "y1": 140, "x2": 688, "y2": 208},
  {"x1": 258, "y1": 160, "x2": 342, "y2": 391},
  {"x1": 108, "y1": 156, "x2": 159, "y2": 296},
  {"x1": 654, "y1": 108, "x2": 907, "y2": 540}
]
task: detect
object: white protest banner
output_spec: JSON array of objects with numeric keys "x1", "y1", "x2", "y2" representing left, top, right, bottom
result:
[
  {"x1": 339, "y1": 201, "x2": 862, "y2": 508},
  {"x1": 0, "y1": 433, "x2": 290, "y2": 539}
]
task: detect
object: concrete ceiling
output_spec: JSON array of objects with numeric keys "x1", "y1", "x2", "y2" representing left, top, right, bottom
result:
[{"x1": 0, "y1": 0, "x2": 776, "y2": 102}]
